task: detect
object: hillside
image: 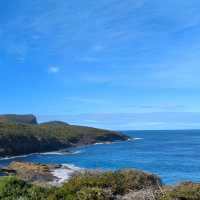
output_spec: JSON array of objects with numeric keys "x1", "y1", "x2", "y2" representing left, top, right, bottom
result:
[
  {"x1": 0, "y1": 114, "x2": 37, "y2": 125},
  {"x1": 0, "y1": 114, "x2": 129, "y2": 157}
]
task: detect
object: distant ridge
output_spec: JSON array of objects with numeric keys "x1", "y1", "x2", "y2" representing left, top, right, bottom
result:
[
  {"x1": 0, "y1": 114, "x2": 129, "y2": 156},
  {"x1": 0, "y1": 114, "x2": 37, "y2": 125},
  {"x1": 41, "y1": 121, "x2": 69, "y2": 126}
]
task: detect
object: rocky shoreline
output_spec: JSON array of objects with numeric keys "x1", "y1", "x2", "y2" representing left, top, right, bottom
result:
[
  {"x1": 1, "y1": 161, "x2": 200, "y2": 200},
  {"x1": 0, "y1": 114, "x2": 129, "y2": 157},
  {"x1": 0, "y1": 161, "x2": 79, "y2": 186}
]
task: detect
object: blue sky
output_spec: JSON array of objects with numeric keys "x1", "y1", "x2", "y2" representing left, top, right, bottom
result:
[{"x1": 1, "y1": 0, "x2": 200, "y2": 130}]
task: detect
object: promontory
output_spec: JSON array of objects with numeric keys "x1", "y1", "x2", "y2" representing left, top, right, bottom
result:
[{"x1": 0, "y1": 114, "x2": 129, "y2": 157}]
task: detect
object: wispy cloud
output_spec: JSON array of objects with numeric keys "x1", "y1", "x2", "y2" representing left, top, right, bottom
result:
[
  {"x1": 130, "y1": 104, "x2": 186, "y2": 112},
  {"x1": 1, "y1": 0, "x2": 200, "y2": 130},
  {"x1": 48, "y1": 66, "x2": 60, "y2": 73},
  {"x1": 37, "y1": 112, "x2": 200, "y2": 130},
  {"x1": 79, "y1": 44, "x2": 106, "y2": 63}
]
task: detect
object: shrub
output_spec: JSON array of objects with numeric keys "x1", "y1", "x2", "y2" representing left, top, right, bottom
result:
[
  {"x1": 77, "y1": 187, "x2": 112, "y2": 200},
  {"x1": 0, "y1": 170, "x2": 162, "y2": 200},
  {"x1": 161, "y1": 182, "x2": 200, "y2": 200},
  {"x1": 0, "y1": 176, "x2": 50, "y2": 200},
  {"x1": 49, "y1": 169, "x2": 161, "y2": 200}
]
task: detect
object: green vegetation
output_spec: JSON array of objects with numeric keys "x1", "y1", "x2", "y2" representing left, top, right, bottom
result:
[
  {"x1": 1, "y1": 114, "x2": 198, "y2": 199},
  {"x1": 161, "y1": 182, "x2": 200, "y2": 200},
  {"x1": 51, "y1": 169, "x2": 161, "y2": 199},
  {"x1": 0, "y1": 169, "x2": 199, "y2": 200},
  {"x1": 0, "y1": 114, "x2": 128, "y2": 156},
  {"x1": 0, "y1": 114, "x2": 37, "y2": 125},
  {"x1": 0, "y1": 169, "x2": 161, "y2": 200},
  {"x1": 0, "y1": 176, "x2": 51, "y2": 200}
]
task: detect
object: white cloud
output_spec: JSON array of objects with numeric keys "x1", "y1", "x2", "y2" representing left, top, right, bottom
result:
[
  {"x1": 37, "y1": 112, "x2": 200, "y2": 130},
  {"x1": 49, "y1": 66, "x2": 60, "y2": 73}
]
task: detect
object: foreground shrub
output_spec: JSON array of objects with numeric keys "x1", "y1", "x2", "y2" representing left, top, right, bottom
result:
[
  {"x1": 0, "y1": 176, "x2": 50, "y2": 200},
  {"x1": 50, "y1": 169, "x2": 161, "y2": 200},
  {"x1": 161, "y1": 182, "x2": 200, "y2": 200},
  {"x1": 77, "y1": 187, "x2": 113, "y2": 200}
]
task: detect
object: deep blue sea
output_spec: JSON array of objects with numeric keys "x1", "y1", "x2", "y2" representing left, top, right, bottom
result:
[{"x1": 1, "y1": 130, "x2": 200, "y2": 184}]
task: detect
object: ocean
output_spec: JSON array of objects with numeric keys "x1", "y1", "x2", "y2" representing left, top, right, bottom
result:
[{"x1": 0, "y1": 130, "x2": 200, "y2": 184}]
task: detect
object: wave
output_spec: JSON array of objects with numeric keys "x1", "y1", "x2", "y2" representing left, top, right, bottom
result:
[
  {"x1": 41, "y1": 150, "x2": 83, "y2": 155},
  {"x1": 71, "y1": 150, "x2": 83, "y2": 154},
  {"x1": 94, "y1": 141, "x2": 115, "y2": 145},
  {"x1": 51, "y1": 163, "x2": 82, "y2": 185},
  {"x1": 62, "y1": 163, "x2": 82, "y2": 171},
  {"x1": 40, "y1": 151, "x2": 65, "y2": 155},
  {"x1": 0, "y1": 153, "x2": 35, "y2": 161},
  {"x1": 126, "y1": 138, "x2": 143, "y2": 142},
  {"x1": 134, "y1": 138, "x2": 143, "y2": 140},
  {"x1": 0, "y1": 149, "x2": 83, "y2": 161},
  {"x1": 94, "y1": 142, "x2": 105, "y2": 145}
]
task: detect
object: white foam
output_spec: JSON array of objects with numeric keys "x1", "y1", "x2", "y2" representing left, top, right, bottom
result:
[
  {"x1": 71, "y1": 150, "x2": 83, "y2": 154},
  {"x1": 40, "y1": 151, "x2": 65, "y2": 155},
  {"x1": 62, "y1": 163, "x2": 82, "y2": 171},
  {"x1": 51, "y1": 163, "x2": 82, "y2": 185},
  {"x1": 134, "y1": 138, "x2": 143, "y2": 140},
  {"x1": 52, "y1": 168, "x2": 74, "y2": 183},
  {"x1": 94, "y1": 141, "x2": 114, "y2": 145},
  {"x1": 0, "y1": 149, "x2": 83, "y2": 161},
  {"x1": 0, "y1": 153, "x2": 34, "y2": 161},
  {"x1": 94, "y1": 142, "x2": 104, "y2": 145}
]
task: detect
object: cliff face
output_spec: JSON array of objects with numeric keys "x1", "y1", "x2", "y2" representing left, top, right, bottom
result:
[
  {"x1": 0, "y1": 115, "x2": 129, "y2": 157},
  {"x1": 0, "y1": 114, "x2": 37, "y2": 125}
]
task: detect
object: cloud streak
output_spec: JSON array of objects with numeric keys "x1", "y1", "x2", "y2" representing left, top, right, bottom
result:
[
  {"x1": 48, "y1": 66, "x2": 60, "y2": 73},
  {"x1": 1, "y1": 0, "x2": 200, "y2": 129},
  {"x1": 37, "y1": 112, "x2": 200, "y2": 130}
]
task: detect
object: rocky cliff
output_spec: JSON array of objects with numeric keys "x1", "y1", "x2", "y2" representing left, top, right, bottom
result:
[
  {"x1": 0, "y1": 114, "x2": 37, "y2": 124},
  {"x1": 0, "y1": 114, "x2": 129, "y2": 157}
]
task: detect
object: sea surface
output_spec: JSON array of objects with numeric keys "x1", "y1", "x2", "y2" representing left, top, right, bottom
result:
[{"x1": 1, "y1": 130, "x2": 200, "y2": 184}]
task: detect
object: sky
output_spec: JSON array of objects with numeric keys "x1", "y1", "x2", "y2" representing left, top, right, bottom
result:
[{"x1": 1, "y1": 0, "x2": 200, "y2": 130}]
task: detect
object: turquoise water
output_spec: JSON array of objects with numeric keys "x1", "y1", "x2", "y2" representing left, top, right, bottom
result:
[{"x1": 1, "y1": 130, "x2": 200, "y2": 184}]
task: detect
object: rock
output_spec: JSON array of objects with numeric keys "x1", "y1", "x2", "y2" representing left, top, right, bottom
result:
[
  {"x1": 4, "y1": 161, "x2": 77, "y2": 186},
  {"x1": 117, "y1": 189, "x2": 162, "y2": 200},
  {"x1": 7, "y1": 161, "x2": 54, "y2": 183}
]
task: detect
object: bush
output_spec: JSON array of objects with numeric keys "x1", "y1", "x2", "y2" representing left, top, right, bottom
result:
[
  {"x1": 49, "y1": 169, "x2": 161, "y2": 200},
  {"x1": 77, "y1": 187, "x2": 112, "y2": 200},
  {"x1": 0, "y1": 176, "x2": 50, "y2": 200},
  {"x1": 161, "y1": 182, "x2": 200, "y2": 200},
  {"x1": 0, "y1": 170, "x2": 163, "y2": 200}
]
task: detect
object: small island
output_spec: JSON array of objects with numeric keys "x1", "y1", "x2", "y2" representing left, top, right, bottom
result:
[{"x1": 0, "y1": 114, "x2": 129, "y2": 157}]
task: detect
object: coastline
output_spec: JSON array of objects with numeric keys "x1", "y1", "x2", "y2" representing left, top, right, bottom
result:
[
  {"x1": 0, "y1": 139, "x2": 133, "y2": 184},
  {"x1": 0, "y1": 138, "x2": 134, "y2": 185},
  {"x1": 0, "y1": 138, "x2": 131, "y2": 163},
  {"x1": 0, "y1": 116, "x2": 130, "y2": 157}
]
